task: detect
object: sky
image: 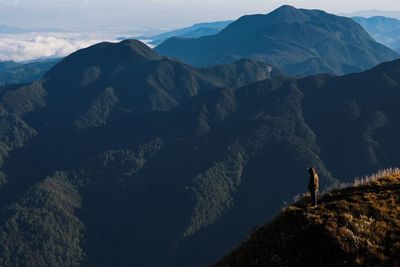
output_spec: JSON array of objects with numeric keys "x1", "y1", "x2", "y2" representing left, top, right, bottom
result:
[
  {"x1": 1, "y1": 0, "x2": 400, "y2": 62},
  {"x1": 1, "y1": 0, "x2": 400, "y2": 32}
]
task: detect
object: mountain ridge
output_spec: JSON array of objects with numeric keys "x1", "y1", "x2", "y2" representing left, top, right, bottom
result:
[
  {"x1": 138, "y1": 20, "x2": 233, "y2": 46},
  {"x1": 42, "y1": 39, "x2": 272, "y2": 121},
  {"x1": 156, "y1": 5, "x2": 399, "y2": 76},
  {"x1": 0, "y1": 59, "x2": 59, "y2": 86}
]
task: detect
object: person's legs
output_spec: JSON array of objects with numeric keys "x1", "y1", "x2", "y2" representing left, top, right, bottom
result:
[
  {"x1": 310, "y1": 190, "x2": 317, "y2": 206},
  {"x1": 314, "y1": 191, "x2": 318, "y2": 206}
]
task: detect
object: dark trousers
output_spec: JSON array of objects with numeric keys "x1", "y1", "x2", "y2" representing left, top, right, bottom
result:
[{"x1": 310, "y1": 190, "x2": 317, "y2": 206}]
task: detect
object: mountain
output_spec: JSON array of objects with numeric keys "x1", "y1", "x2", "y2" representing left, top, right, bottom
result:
[
  {"x1": 0, "y1": 39, "x2": 400, "y2": 266},
  {"x1": 344, "y1": 10, "x2": 400, "y2": 19},
  {"x1": 0, "y1": 39, "x2": 275, "y2": 267},
  {"x1": 141, "y1": 21, "x2": 233, "y2": 46},
  {"x1": 43, "y1": 39, "x2": 272, "y2": 117},
  {"x1": 215, "y1": 168, "x2": 400, "y2": 266},
  {"x1": 353, "y1": 16, "x2": 400, "y2": 50},
  {"x1": 0, "y1": 59, "x2": 59, "y2": 86},
  {"x1": 156, "y1": 5, "x2": 399, "y2": 76}
]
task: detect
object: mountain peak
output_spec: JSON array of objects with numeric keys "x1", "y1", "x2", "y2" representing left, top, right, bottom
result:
[
  {"x1": 221, "y1": 5, "x2": 308, "y2": 32},
  {"x1": 117, "y1": 39, "x2": 160, "y2": 60},
  {"x1": 45, "y1": 39, "x2": 161, "y2": 80},
  {"x1": 84, "y1": 39, "x2": 160, "y2": 61},
  {"x1": 266, "y1": 5, "x2": 309, "y2": 23},
  {"x1": 272, "y1": 4, "x2": 299, "y2": 13}
]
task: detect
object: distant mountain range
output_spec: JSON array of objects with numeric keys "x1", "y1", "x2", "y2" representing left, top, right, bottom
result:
[
  {"x1": 156, "y1": 5, "x2": 399, "y2": 76},
  {"x1": 139, "y1": 21, "x2": 233, "y2": 46},
  {"x1": 0, "y1": 37, "x2": 400, "y2": 266},
  {"x1": 344, "y1": 10, "x2": 400, "y2": 19},
  {"x1": 0, "y1": 58, "x2": 59, "y2": 85},
  {"x1": 353, "y1": 16, "x2": 400, "y2": 51}
]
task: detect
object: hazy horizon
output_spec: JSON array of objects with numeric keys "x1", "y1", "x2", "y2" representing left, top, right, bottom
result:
[{"x1": 1, "y1": 0, "x2": 400, "y2": 32}]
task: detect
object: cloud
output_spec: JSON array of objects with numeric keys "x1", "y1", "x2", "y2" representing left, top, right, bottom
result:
[{"x1": 0, "y1": 32, "x2": 118, "y2": 62}]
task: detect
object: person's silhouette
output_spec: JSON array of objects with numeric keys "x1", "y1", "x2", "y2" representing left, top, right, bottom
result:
[{"x1": 307, "y1": 168, "x2": 319, "y2": 207}]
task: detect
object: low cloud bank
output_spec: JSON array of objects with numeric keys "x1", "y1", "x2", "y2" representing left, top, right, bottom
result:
[{"x1": 0, "y1": 32, "x2": 119, "y2": 62}]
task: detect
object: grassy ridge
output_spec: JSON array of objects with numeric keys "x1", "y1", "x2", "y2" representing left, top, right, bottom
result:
[{"x1": 215, "y1": 168, "x2": 400, "y2": 266}]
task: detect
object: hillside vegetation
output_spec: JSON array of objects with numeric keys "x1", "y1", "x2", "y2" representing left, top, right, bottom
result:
[
  {"x1": 0, "y1": 39, "x2": 399, "y2": 266},
  {"x1": 0, "y1": 59, "x2": 59, "y2": 86},
  {"x1": 215, "y1": 168, "x2": 400, "y2": 267}
]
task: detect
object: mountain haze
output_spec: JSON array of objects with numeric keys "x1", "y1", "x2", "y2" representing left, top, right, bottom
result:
[
  {"x1": 156, "y1": 5, "x2": 399, "y2": 76},
  {"x1": 353, "y1": 16, "x2": 400, "y2": 51},
  {"x1": 141, "y1": 20, "x2": 233, "y2": 46}
]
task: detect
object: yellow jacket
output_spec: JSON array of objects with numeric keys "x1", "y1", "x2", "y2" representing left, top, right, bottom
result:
[{"x1": 308, "y1": 169, "x2": 319, "y2": 192}]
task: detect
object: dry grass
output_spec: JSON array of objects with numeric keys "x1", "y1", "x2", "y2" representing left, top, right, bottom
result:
[
  {"x1": 322, "y1": 167, "x2": 400, "y2": 192},
  {"x1": 215, "y1": 168, "x2": 400, "y2": 267},
  {"x1": 289, "y1": 168, "x2": 400, "y2": 265}
]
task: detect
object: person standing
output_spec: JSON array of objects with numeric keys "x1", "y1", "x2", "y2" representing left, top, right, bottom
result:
[{"x1": 308, "y1": 168, "x2": 319, "y2": 207}]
